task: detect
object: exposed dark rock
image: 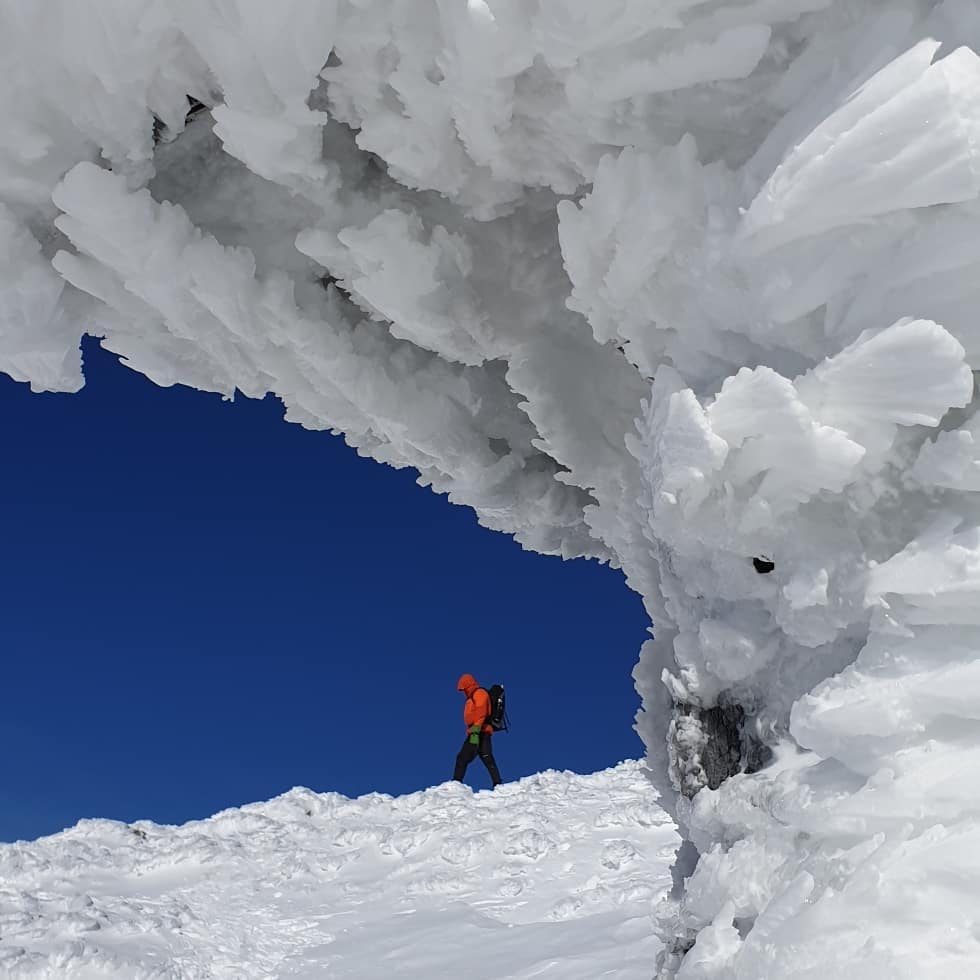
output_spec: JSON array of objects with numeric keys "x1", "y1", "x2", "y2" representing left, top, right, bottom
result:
[
  {"x1": 698, "y1": 701, "x2": 745, "y2": 789},
  {"x1": 671, "y1": 695, "x2": 774, "y2": 799}
]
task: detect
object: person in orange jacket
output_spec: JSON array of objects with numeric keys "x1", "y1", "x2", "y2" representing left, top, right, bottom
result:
[{"x1": 452, "y1": 673, "x2": 502, "y2": 787}]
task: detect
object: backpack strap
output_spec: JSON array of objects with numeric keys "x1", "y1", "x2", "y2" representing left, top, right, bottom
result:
[{"x1": 477, "y1": 687, "x2": 491, "y2": 727}]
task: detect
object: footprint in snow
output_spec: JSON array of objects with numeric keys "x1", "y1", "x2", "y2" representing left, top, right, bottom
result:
[
  {"x1": 600, "y1": 840, "x2": 639, "y2": 870},
  {"x1": 502, "y1": 829, "x2": 553, "y2": 861},
  {"x1": 496, "y1": 876, "x2": 526, "y2": 898},
  {"x1": 548, "y1": 896, "x2": 583, "y2": 921},
  {"x1": 439, "y1": 837, "x2": 478, "y2": 866}
]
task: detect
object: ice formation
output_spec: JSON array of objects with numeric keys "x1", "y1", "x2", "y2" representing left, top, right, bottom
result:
[{"x1": 5, "y1": 0, "x2": 980, "y2": 976}]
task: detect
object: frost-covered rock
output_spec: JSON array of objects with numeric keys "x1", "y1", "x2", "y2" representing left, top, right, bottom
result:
[{"x1": 5, "y1": 1, "x2": 980, "y2": 976}]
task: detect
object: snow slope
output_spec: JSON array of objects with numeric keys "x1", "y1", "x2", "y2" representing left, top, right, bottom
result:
[{"x1": 0, "y1": 763, "x2": 677, "y2": 979}]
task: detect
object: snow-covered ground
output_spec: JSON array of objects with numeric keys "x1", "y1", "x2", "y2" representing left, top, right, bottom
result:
[
  {"x1": 7, "y1": 0, "x2": 980, "y2": 975},
  {"x1": 0, "y1": 763, "x2": 677, "y2": 979}
]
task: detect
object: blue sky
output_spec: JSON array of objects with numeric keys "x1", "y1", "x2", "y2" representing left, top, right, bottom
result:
[{"x1": 0, "y1": 338, "x2": 650, "y2": 842}]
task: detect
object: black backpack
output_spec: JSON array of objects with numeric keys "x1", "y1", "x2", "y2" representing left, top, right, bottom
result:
[{"x1": 483, "y1": 684, "x2": 508, "y2": 732}]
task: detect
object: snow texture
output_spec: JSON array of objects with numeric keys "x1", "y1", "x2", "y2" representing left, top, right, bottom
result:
[
  {"x1": 5, "y1": 0, "x2": 980, "y2": 976},
  {"x1": 0, "y1": 763, "x2": 676, "y2": 979}
]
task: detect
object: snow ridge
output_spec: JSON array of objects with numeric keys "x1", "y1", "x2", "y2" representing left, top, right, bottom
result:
[{"x1": 0, "y1": 763, "x2": 675, "y2": 979}]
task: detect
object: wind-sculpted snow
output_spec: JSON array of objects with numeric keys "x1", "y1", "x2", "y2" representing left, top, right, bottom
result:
[
  {"x1": 5, "y1": 0, "x2": 980, "y2": 976},
  {"x1": 0, "y1": 764, "x2": 677, "y2": 979}
]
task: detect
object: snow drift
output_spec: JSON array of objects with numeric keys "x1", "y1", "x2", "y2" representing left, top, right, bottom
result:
[{"x1": 4, "y1": 0, "x2": 980, "y2": 976}]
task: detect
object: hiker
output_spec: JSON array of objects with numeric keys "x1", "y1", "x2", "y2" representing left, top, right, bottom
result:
[{"x1": 453, "y1": 673, "x2": 502, "y2": 787}]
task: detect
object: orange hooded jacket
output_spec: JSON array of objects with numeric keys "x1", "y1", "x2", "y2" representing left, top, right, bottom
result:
[{"x1": 457, "y1": 673, "x2": 493, "y2": 734}]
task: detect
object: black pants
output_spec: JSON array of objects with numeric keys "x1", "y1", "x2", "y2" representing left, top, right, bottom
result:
[{"x1": 453, "y1": 732, "x2": 502, "y2": 786}]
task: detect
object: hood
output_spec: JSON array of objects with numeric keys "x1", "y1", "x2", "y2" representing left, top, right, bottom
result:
[{"x1": 457, "y1": 673, "x2": 478, "y2": 696}]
